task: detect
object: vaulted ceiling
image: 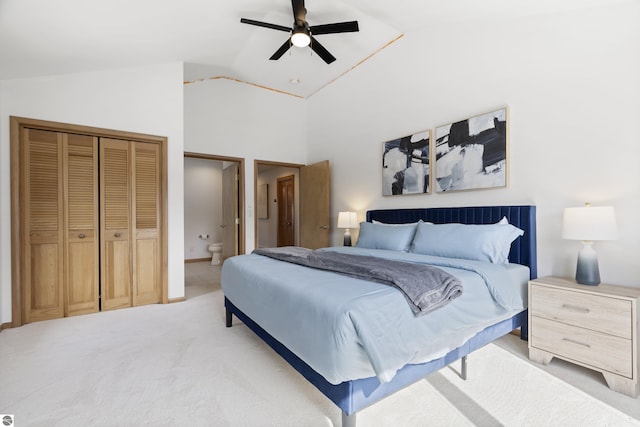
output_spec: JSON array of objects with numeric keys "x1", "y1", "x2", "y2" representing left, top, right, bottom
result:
[{"x1": 0, "y1": 0, "x2": 620, "y2": 98}]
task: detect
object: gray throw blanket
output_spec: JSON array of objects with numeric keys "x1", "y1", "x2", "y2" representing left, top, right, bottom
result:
[{"x1": 253, "y1": 247, "x2": 463, "y2": 316}]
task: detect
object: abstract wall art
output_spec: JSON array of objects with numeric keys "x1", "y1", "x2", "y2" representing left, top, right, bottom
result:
[
  {"x1": 435, "y1": 108, "x2": 508, "y2": 192},
  {"x1": 382, "y1": 130, "x2": 431, "y2": 196}
]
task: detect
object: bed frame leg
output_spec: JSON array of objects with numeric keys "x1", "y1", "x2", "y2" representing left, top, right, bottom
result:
[
  {"x1": 520, "y1": 316, "x2": 529, "y2": 341},
  {"x1": 461, "y1": 355, "x2": 468, "y2": 380},
  {"x1": 225, "y1": 308, "x2": 232, "y2": 327},
  {"x1": 342, "y1": 411, "x2": 356, "y2": 427}
]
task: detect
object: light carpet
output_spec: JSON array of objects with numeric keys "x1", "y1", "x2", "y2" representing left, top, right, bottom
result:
[{"x1": 1, "y1": 278, "x2": 639, "y2": 426}]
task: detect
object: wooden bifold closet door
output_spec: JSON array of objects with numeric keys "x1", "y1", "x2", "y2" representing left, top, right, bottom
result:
[
  {"x1": 22, "y1": 129, "x2": 99, "y2": 323},
  {"x1": 130, "y1": 141, "x2": 162, "y2": 306},
  {"x1": 100, "y1": 138, "x2": 132, "y2": 310},
  {"x1": 100, "y1": 138, "x2": 162, "y2": 310},
  {"x1": 20, "y1": 128, "x2": 162, "y2": 323}
]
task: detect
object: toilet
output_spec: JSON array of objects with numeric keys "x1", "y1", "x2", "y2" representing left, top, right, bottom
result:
[{"x1": 208, "y1": 243, "x2": 223, "y2": 265}]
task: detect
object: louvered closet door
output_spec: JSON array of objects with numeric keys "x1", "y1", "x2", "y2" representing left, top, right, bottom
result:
[
  {"x1": 132, "y1": 142, "x2": 162, "y2": 306},
  {"x1": 100, "y1": 138, "x2": 132, "y2": 310},
  {"x1": 64, "y1": 134, "x2": 99, "y2": 316},
  {"x1": 22, "y1": 129, "x2": 64, "y2": 323}
]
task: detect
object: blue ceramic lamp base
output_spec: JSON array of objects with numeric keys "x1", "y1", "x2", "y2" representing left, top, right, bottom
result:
[
  {"x1": 343, "y1": 230, "x2": 352, "y2": 247},
  {"x1": 575, "y1": 242, "x2": 600, "y2": 286}
]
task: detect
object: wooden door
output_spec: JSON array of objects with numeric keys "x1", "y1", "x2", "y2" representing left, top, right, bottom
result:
[
  {"x1": 131, "y1": 142, "x2": 162, "y2": 306},
  {"x1": 277, "y1": 175, "x2": 295, "y2": 247},
  {"x1": 21, "y1": 128, "x2": 65, "y2": 323},
  {"x1": 64, "y1": 134, "x2": 99, "y2": 316},
  {"x1": 222, "y1": 163, "x2": 239, "y2": 260},
  {"x1": 300, "y1": 160, "x2": 330, "y2": 249},
  {"x1": 100, "y1": 138, "x2": 132, "y2": 310},
  {"x1": 21, "y1": 129, "x2": 99, "y2": 321},
  {"x1": 12, "y1": 117, "x2": 169, "y2": 325}
]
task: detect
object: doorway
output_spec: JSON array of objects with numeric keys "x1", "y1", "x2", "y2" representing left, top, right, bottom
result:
[
  {"x1": 255, "y1": 160, "x2": 330, "y2": 250},
  {"x1": 183, "y1": 153, "x2": 245, "y2": 263},
  {"x1": 255, "y1": 162, "x2": 301, "y2": 248}
]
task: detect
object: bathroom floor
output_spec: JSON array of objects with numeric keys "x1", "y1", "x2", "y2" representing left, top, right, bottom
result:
[{"x1": 184, "y1": 261, "x2": 221, "y2": 299}]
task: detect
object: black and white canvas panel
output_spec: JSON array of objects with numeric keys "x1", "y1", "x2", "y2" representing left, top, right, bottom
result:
[
  {"x1": 382, "y1": 130, "x2": 431, "y2": 196},
  {"x1": 435, "y1": 108, "x2": 508, "y2": 192}
]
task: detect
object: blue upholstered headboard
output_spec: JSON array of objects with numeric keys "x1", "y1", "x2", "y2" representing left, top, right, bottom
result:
[{"x1": 366, "y1": 205, "x2": 537, "y2": 279}]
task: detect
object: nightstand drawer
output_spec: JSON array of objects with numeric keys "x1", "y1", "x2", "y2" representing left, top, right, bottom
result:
[
  {"x1": 531, "y1": 316, "x2": 633, "y2": 378},
  {"x1": 530, "y1": 284, "x2": 632, "y2": 338}
]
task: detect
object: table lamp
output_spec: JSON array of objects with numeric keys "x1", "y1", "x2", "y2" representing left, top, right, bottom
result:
[
  {"x1": 562, "y1": 203, "x2": 618, "y2": 285},
  {"x1": 337, "y1": 211, "x2": 359, "y2": 246}
]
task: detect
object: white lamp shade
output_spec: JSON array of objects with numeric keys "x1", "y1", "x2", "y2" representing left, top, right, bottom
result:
[
  {"x1": 562, "y1": 205, "x2": 618, "y2": 241},
  {"x1": 337, "y1": 211, "x2": 359, "y2": 229}
]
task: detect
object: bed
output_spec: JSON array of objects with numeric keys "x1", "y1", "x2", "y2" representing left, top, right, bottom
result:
[{"x1": 222, "y1": 205, "x2": 537, "y2": 426}]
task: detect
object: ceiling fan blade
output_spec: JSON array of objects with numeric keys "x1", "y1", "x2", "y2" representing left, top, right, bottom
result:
[
  {"x1": 311, "y1": 21, "x2": 359, "y2": 35},
  {"x1": 269, "y1": 39, "x2": 292, "y2": 60},
  {"x1": 240, "y1": 18, "x2": 291, "y2": 32},
  {"x1": 310, "y1": 36, "x2": 336, "y2": 64},
  {"x1": 291, "y1": 0, "x2": 306, "y2": 26}
]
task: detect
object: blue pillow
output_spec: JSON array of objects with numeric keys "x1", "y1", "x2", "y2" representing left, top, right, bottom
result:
[
  {"x1": 410, "y1": 221, "x2": 524, "y2": 264},
  {"x1": 356, "y1": 221, "x2": 418, "y2": 252}
]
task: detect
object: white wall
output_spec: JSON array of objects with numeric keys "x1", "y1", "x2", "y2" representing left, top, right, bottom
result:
[
  {"x1": 3, "y1": 3, "x2": 637, "y2": 326},
  {"x1": 184, "y1": 157, "x2": 223, "y2": 259},
  {"x1": 184, "y1": 78, "x2": 307, "y2": 253},
  {"x1": 0, "y1": 62, "x2": 185, "y2": 323},
  {"x1": 307, "y1": 2, "x2": 640, "y2": 287}
]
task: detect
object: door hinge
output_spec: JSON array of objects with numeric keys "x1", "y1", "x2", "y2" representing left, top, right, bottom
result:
[{"x1": 235, "y1": 218, "x2": 240, "y2": 225}]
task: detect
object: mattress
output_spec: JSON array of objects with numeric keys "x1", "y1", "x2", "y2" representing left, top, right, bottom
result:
[{"x1": 221, "y1": 246, "x2": 529, "y2": 385}]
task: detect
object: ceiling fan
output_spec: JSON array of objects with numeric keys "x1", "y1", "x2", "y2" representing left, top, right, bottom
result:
[{"x1": 240, "y1": 0, "x2": 359, "y2": 64}]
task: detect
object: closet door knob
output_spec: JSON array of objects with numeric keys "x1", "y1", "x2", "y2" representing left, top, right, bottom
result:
[
  {"x1": 78, "y1": 233, "x2": 86, "y2": 239},
  {"x1": 114, "y1": 232, "x2": 121, "y2": 238}
]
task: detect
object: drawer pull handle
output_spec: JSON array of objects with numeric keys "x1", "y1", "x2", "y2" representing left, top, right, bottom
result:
[
  {"x1": 561, "y1": 304, "x2": 590, "y2": 313},
  {"x1": 562, "y1": 338, "x2": 591, "y2": 349},
  {"x1": 78, "y1": 233, "x2": 86, "y2": 239},
  {"x1": 114, "y1": 232, "x2": 122, "y2": 238}
]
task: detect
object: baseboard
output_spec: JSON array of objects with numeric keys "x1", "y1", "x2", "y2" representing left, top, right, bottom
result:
[
  {"x1": 168, "y1": 297, "x2": 186, "y2": 304},
  {"x1": 0, "y1": 322, "x2": 13, "y2": 332},
  {"x1": 185, "y1": 258, "x2": 210, "y2": 263}
]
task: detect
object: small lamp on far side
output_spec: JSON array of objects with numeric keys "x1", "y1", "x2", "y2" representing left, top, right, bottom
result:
[
  {"x1": 562, "y1": 203, "x2": 618, "y2": 286},
  {"x1": 337, "y1": 212, "x2": 359, "y2": 247}
]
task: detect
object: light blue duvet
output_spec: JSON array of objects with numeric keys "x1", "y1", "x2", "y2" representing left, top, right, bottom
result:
[{"x1": 221, "y1": 246, "x2": 529, "y2": 385}]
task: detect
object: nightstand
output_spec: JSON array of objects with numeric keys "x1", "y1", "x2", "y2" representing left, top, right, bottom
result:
[{"x1": 528, "y1": 276, "x2": 640, "y2": 397}]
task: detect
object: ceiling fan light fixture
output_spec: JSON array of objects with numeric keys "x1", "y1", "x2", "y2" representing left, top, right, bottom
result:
[
  {"x1": 240, "y1": 2, "x2": 359, "y2": 64},
  {"x1": 291, "y1": 27, "x2": 311, "y2": 48}
]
